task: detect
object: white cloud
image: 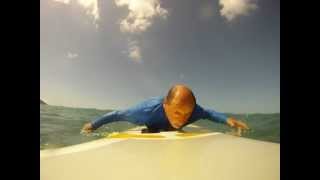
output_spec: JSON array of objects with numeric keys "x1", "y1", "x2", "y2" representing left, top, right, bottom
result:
[
  {"x1": 126, "y1": 40, "x2": 142, "y2": 63},
  {"x1": 219, "y1": 0, "x2": 257, "y2": 21},
  {"x1": 129, "y1": 46, "x2": 142, "y2": 62},
  {"x1": 115, "y1": 0, "x2": 168, "y2": 63},
  {"x1": 53, "y1": 0, "x2": 99, "y2": 24},
  {"x1": 77, "y1": 0, "x2": 99, "y2": 22},
  {"x1": 115, "y1": 0, "x2": 168, "y2": 33},
  {"x1": 128, "y1": 45, "x2": 142, "y2": 63},
  {"x1": 67, "y1": 52, "x2": 79, "y2": 59}
]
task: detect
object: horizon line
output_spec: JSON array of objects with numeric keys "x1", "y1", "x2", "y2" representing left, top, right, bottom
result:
[{"x1": 40, "y1": 102, "x2": 280, "y2": 115}]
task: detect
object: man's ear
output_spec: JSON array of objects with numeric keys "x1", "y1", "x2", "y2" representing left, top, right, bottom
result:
[
  {"x1": 163, "y1": 97, "x2": 168, "y2": 105},
  {"x1": 163, "y1": 101, "x2": 168, "y2": 109}
]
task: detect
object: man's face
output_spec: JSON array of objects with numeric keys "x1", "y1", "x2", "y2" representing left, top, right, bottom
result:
[{"x1": 163, "y1": 97, "x2": 195, "y2": 129}]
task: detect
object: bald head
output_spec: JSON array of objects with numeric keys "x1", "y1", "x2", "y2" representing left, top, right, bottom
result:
[
  {"x1": 165, "y1": 84, "x2": 196, "y2": 106},
  {"x1": 163, "y1": 84, "x2": 196, "y2": 129}
]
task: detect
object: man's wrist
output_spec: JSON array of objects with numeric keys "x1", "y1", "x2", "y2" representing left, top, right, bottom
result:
[
  {"x1": 226, "y1": 117, "x2": 236, "y2": 127},
  {"x1": 90, "y1": 122, "x2": 97, "y2": 130}
]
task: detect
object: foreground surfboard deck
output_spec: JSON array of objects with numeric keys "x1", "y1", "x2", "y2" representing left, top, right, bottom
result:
[{"x1": 40, "y1": 129, "x2": 279, "y2": 180}]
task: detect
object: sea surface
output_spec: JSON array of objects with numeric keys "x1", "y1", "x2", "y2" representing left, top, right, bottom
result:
[{"x1": 40, "y1": 104, "x2": 280, "y2": 149}]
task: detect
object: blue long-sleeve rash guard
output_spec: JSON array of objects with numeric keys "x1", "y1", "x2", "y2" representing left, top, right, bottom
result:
[{"x1": 91, "y1": 96, "x2": 228, "y2": 130}]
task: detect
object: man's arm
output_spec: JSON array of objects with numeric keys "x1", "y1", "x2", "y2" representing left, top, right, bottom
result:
[
  {"x1": 81, "y1": 110, "x2": 122, "y2": 133},
  {"x1": 81, "y1": 97, "x2": 161, "y2": 133},
  {"x1": 202, "y1": 108, "x2": 229, "y2": 124},
  {"x1": 198, "y1": 106, "x2": 249, "y2": 130},
  {"x1": 91, "y1": 110, "x2": 122, "y2": 130}
]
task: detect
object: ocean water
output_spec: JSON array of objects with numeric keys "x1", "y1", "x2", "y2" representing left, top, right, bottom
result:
[{"x1": 40, "y1": 104, "x2": 280, "y2": 149}]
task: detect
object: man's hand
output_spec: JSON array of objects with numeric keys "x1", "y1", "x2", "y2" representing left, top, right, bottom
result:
[
  {"x1": 226, "y1": 117, "x2": 250, "y2": 136},
  {"x1": 81, "y1": 122, "x2": 94, "y2": 134}
]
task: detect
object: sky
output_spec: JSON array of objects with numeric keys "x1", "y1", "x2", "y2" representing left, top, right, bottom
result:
[{"x1": 40, "y1": 0, "x2": 280, "y2": 113}]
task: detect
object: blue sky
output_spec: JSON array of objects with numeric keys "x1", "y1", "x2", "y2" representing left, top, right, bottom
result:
[{"x1": 41, "y1": 0, "x2": 279, "y2": 113}]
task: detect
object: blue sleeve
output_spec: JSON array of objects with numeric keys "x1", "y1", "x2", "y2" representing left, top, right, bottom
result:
[
  {"x1": 90, "y1": 110, "x2": 123, "y2": 130},
  {"x1": 90, "y1": 97, "x2": 159, "y2": 130},
  {"x1": 203, "y1": 108, "x2": 228, "y2": 124},
  {"x1": 189, "y1": 104, "x2": 228, "y2": 125}
]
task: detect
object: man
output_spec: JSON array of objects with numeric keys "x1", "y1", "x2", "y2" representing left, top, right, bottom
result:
[{"x1": 82, "y1": 84, "x2": 249, "y2": 134}]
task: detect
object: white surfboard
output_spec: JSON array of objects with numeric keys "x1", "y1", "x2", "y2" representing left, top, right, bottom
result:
[{"x1": 40, "y1": 126, "x2": 279, "y2": 180}]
